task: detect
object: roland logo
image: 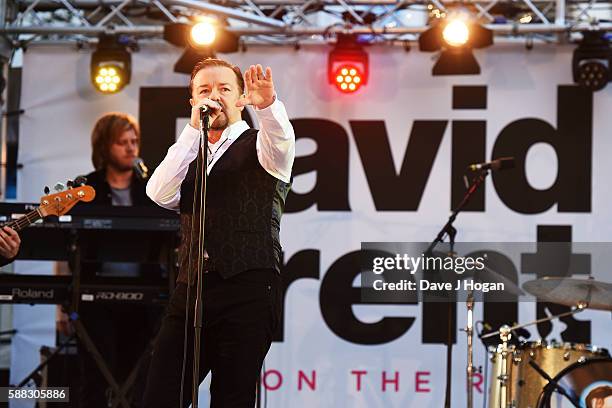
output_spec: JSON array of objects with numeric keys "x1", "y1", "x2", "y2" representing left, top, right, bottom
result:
[{"x1": 12, "y1": 287, "x2": 54, "y2": 299}]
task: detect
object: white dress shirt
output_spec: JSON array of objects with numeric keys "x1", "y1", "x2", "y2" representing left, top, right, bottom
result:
[{"x1": 146, "y1": 98, "x2": 295, "y2": 211}]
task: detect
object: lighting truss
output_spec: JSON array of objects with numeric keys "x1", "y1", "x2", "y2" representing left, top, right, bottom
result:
[{"x1": 1, "y1": 0, "x2": 612, "y2": 48}]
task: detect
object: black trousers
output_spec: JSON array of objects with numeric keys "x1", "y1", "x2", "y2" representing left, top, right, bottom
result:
[{"x1": 142, "y1": 269, "x2": 282, "y2": 408}]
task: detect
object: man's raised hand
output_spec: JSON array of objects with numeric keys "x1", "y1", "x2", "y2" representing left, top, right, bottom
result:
[{"x1": 236, "y1": 64, "x2": 275, "y2": 110}]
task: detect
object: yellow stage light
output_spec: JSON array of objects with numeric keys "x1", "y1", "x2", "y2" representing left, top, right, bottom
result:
[
  {"x1": 443, "y1": 20, "x2": 470, "y2": 47},
  {"x1": 191, "y1": 22, "x2": 216, "y2": 46}
]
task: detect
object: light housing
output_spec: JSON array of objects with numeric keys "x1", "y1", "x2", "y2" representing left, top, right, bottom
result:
[
  {"x1": 419, "y1": 17, "x2": 493, "y2": 75},
  {"x1": 572, "y1": 31, "x2": 612, "y2": 92},
  {"x1": 163, "y1": 22, "x2": 239, "y2": 74},
  {"x1": 90, "y1": 35, "x2": 131, "y2": 93},
  {"x1": 328, "y1": 34, "x2": 369, "y2": 93}
]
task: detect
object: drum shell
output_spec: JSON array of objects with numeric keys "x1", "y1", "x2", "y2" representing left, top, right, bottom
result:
[
  {"x1": 488, "y1": 341, "x2": 609, "y2": 408},
  {"x1": 516, "y1": 342, "x2": 608, "y2": 408},
  {"x1": 542, "y1": 358, "x2": 612, "y2": 408}
]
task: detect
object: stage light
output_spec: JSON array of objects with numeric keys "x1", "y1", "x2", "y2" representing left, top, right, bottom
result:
[
  {"x1": 443, "y1": 20, "x2": 469, "y2": 47},
  {"x1": 333, "y1": 65, "x2": 363, "y2": 93},
  {"x1": 572, "y1": 31, "x2": 612, "y2": 92},
  {"x1": 93, "y1": 65, "x2": 123, "y2": 93},
  {"x1": 328, "y1": 34, "x2": 369, "y2": 93},
  {"x1": 419, "y1": 17, "x2": 493, "y2": 76},
  {"x1": 190, "y1": 21, "x2": 216, "y2": 46},
  {"x1": 163, "y1": 22, "x2": 239, "y2": 74},
  {"x1": 90, "y1": 35, "x2": 131, "y2": 93}
]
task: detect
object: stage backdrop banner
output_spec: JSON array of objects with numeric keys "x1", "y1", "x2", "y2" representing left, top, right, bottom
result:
[{"x1": 12, "y1": 42, "x2": 612, "y2": 408}]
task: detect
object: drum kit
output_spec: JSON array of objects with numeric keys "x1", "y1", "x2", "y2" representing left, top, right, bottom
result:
[
  {"x1": 423, "y1": 165, "x2": 611, "y2": 408},
  {"x1": 473, "y1": 276, "x2": 612, "y2": 408}
]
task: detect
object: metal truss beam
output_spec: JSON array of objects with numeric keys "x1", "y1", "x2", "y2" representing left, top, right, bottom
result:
[
  {"x1": 165, "y1": 0, "x2": 285, "y2": 28},
  {"x1": 2, "y1": 0, "x2": 612, "y2": 46},
  {"x1": 4, "y1": 22, "x2": 612, "y2": 36}
]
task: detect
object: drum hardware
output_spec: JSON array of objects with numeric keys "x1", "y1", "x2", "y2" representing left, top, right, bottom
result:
[
  {"x1": 481, "y1": 301, "x2": 588, "y2": 407},
  {"x1": 466, "y1": 291, "x2": 475, "y2": 408},
  {"x1": 463, "y1": 266, "x2": 525, "y2": 408},
  {"x1": 487, "y1": 340, "x2": 610, "y2": 408},
  {"x1": 500, "y1": 326, "x2": 512, "y2": 405},
  {"x1": 481, "y1": 304, "x2": 587, "y2": 342},
  {"x1": 482, "y1": 301, "x2": 587, "y2": 408},
  {"x1": 483, "y1": 275, "x2": 612, "y2": 408}
]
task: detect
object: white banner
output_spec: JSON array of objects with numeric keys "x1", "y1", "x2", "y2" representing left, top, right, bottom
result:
[{"x1": 13, "y1": 42, "x2": 612, "y2": 407}]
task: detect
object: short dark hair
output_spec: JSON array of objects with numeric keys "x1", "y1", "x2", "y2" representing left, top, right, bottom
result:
[
  {"x1": 91, "y1": 112, "x2": 140, "y2": 170},
  {"x1": 586, "y1": 386, "x2": 612, "y2": 408},
  {"x1": 189, "y1": 58, "x2": 244, "y2": 96}
]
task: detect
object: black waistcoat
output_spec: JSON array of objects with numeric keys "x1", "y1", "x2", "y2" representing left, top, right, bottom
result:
[{"x1": 177, "y1": 128, "x2": 291, "y2": 283}]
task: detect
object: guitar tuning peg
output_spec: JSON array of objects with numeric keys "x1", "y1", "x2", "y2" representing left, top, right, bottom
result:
[
  {"x1": 54, "y1": 182, "x2": 66, "y2": 192},
  {"x1": 74, "y1": 176, "x2": 87, "y2": 186},
  {"x1": 44, "y1": 186, "x2": 50, "y2": 195},
  {"x1": 66, "y1": 180, "x2": 74, "y2": 188}
]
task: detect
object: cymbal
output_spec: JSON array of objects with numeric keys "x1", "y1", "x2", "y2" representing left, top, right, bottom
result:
[{"x1": 523, "y1": 277, "x2": 612, "y2": 311}]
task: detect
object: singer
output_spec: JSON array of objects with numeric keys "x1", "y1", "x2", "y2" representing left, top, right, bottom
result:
[
  {"x1": 56, "y1": 112, "x2": 162, "y2": 407},
  {"x1": 144, "y1": 58, "x2": 295, "y2": 407}
]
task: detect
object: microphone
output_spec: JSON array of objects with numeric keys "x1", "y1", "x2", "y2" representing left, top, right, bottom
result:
[
  {"x1": 199, "y1": 101, "x2": 223, "y2": 116},
  {"x1": 133, "y1": 157, "x2": 149, "y2": 180},
  {"x1": 468, "y1": 157, "x2": 515, "y2": 172}
]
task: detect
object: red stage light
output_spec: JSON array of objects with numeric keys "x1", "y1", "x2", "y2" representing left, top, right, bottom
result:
[
  {"x1": 328, "y1": 34, "x2": 368, "y2": 94},
  {"x1": 333, "y1": 65, "x2": 363, "y2": 93}
]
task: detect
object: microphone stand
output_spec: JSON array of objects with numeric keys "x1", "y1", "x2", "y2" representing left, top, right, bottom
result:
[
  {"x1": 191, "y1": 106, "x2": 210, "y2": 408},
  {"x1": 425, "y1": 169, "x2": 490, "y2": 408}
]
